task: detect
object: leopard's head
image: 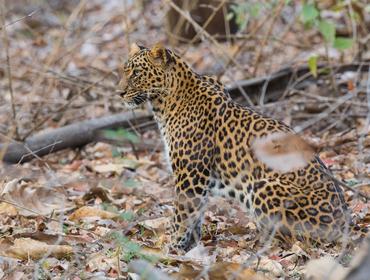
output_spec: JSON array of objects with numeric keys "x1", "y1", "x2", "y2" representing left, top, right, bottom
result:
[{"x1": 116, "y1": 43, "x2": 174, "y2": 108}]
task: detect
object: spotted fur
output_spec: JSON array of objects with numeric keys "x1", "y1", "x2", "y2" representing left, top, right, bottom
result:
[{"x1": 117, "y1": 43, "x2": 364, "y2": 251}]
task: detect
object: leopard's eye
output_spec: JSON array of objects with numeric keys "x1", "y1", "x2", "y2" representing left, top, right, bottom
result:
[{"x1": 132, "y1": 69, "x2": 140, "y2": 77}]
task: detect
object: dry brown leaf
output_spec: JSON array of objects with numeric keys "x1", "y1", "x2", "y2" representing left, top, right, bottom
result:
[
  {"x1": 255, "y1": 256, "x2": 284, "y2": 278},
  {"x1": 0, "y1": 202, "x2": 18, "y2": 216},
  {"x1": 2, "y1": 271, "x2": 25, "y2": 280},
  {"x1": 305, "y1": 257, "x2": 348, "y2": 280},
  {"x1": 0, "y1": 238, "x2": 73, "y2": 260},
  {"x1": 0, "y1": 179, "x2": 73, "y2": 216},
  {"x1": 184, "y1": 244, "x2": 212, "y2": 263},
  {"x1": 68, "y1": 206, "x2": 118, "y2": 221},
  {"x1": 92, "y1": 159, "x2": 142, "y2": 174},
  {"x1": 172, "y1": 262, "x2": 263, "y2": 280},
  {"x1": 209, "y1": 262, "x2": 261, "y2": 280},
  {"x1": 252, "y1": 132, "x2": 316, "y2": 173},
  {"x1": 128, "y1": 259, "x2": 173, "y2": 280},
  {"x1": 86, "y1": 252, "x2": 121, "y2": 274},
  {"x1": 92, "y1": 163, "x2": 126, "y2": 174},
  {"x1": 140, "y1": 217, "x2": 169, "y2": 231}
]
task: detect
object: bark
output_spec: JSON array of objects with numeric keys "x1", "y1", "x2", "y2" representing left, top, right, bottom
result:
[
  {"x1": 227, "y1": 63, "x2": 370, "y2": 104},
  {"x1": 1, "y1": 111, "x2": 153, "y2": 164}
]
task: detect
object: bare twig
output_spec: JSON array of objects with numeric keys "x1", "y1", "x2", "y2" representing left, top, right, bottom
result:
[
  {"x1": 21, "y1": 71, "x2": 112, "y2": 141},
  {"x1": 27, "y1": 0, "x2": 88, "y2": 99},
  {"x1": 0, "y1": 9, "x2": 39, "y2": 30},
  {"x1": 320, "y1": 168, "x2": 370, "y2": 201},
  {"x1": 123, "y1": 0, "x2": 131, "y2": 50},
  {"x1": 0, "y1": 3, "x2": 19, "y2": 140},
  {"x1": 294, "y1": 91, "x2": 356, "y2": 133},
  {"x1": 181, "y1": 0, "x2": 228, "y2": 54},
  {"x1": 347, "y1": 2, "x2": 358, "y2": 60},
  {"x1": 252, "y1": 0, "x2": 285, "y2": 76}
]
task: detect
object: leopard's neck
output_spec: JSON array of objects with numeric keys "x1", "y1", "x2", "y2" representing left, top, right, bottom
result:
[{"x1": 148, "y1": 65, "x2": 200, "y2": 127}]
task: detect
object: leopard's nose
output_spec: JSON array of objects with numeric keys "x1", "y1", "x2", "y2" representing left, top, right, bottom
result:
[{"x1": 116, "y1": 90, "x2": 126, "y2": 98}]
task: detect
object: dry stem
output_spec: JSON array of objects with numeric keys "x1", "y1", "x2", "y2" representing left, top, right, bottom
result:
[{"x1": 0, "y1": 2, "x2": 19, "y2": 140}]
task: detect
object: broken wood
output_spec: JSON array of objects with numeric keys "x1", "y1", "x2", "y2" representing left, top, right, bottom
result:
[
  {"x1": 227, "y1": 62, "x2": 370, "y2": 105},
  {"x1": 0, "y1": 111, "x2": 154, "y2": 164}
]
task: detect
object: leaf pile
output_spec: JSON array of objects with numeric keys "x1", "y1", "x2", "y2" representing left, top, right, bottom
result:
[{"x1": 0, "y1": 0, "x2": 369, "y2": 279}]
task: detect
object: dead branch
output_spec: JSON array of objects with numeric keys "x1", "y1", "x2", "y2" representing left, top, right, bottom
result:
[
  {"x1": 0, "y1": 9, "x2": 39, "y2": 30},
  {"x1": 227, "y1": 62, "x2": 370, "y2": 105},
  {"x1": 0, "y1": 3, "x2": 19, "y2": 139},
  {"x1": 0, "y1": 111, "x2": 153, "y2": 164}
]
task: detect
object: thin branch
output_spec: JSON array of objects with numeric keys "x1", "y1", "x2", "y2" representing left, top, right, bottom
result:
[
  {"x1": 0, "y1": 9, "x2": 39, "y2": 30},
  {"x1": 181, "y1": 0, "x2": 228, "y2": 54},
  {"x1": 123, "y1": 0, "x2": 131, "y2": 51},
  {"x1": 252, "y1": 0, "x2": 285, "y2": 76},
  {"x1": 21, "y1": 71, "x2": 112, "y2": 141},
  {"x1": 0, "y1": 2, "x2": 19, "y2": 140},
  {"x1": 294, "y1": 91, "x2": 356, "y2": 133},
  {"x1": 321, "y1": 168, "x2": 370, "y2": 201}
]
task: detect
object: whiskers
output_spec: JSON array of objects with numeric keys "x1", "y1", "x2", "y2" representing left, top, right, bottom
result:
[
  {"x1": 121, "y1": 89, "x2": 166, "y2": 109},
  {"x1": 132, "y1": 92, "x2": 148, "y2": 106}
]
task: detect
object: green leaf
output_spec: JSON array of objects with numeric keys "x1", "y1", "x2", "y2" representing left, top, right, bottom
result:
[
  {"x1": 333, "y1": 37, "x2": 353, "y2": 50},
  {"x1": 301, "y1": 4, "x2": 319, "y2": 24},
  {"x1": 345, "y1": 178, "x2": 360, "y2": 187},
  {"x1": 250, "y1": 3, "x2": 262, "y2": 17},
  {"x1": 103, "y1": 128, "x2": 139, "y2": 143},
  {"x1": 102, "y1": 203, "x2": 118, "y2": 213},
  {"x1": 318, "y1": 20, "x2": 335, "y2": 43},
  {"x1": 125, "y1": 240, "x2": 141, "y2": 253},
  {"x1": 111, "y1": 147, "x2": 121, "y2": 158},
  {"x1": 308, "y1": 55, "x2": 318, "y2": 77},
  {"x1": 123, "y1": 178, "x2": 139, "y2": 188},
  {"x1": 226, "y1": 12, "x2": 234, "y2": 21},
  {"x1": 119, "y1": 211, "x2": 135, "y2": 221}
]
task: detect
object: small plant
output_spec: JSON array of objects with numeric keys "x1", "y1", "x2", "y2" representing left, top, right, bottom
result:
[
  {"x1": 300, "y1": 2, "x2": 353, "y2": 50},
  {"x1": 103, "y1": 128, "x2": 140, "y2": 157},
  {"x1": 300, "y1": 1, "x2": 354, "y2": 76},
  {"x1": 119, "y1": 210, "x2": 135, "y2": 222},
  {"x1": 227, "y1": 2, "x2": 264, "y2": 31},
  {"x1": 110, "y1": 232, "x2": 158, "y2": 263},
  {"x1": 101, "y1": 203, "x2": 135, "y2": 221},
  {"x1": 227, "y1": 1, "x2": 293, "y2": 31}
]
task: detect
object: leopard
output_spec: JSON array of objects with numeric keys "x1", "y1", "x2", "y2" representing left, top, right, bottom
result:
[{"x1": 116, "y1": 42, "x2": 366, "y2": 252}]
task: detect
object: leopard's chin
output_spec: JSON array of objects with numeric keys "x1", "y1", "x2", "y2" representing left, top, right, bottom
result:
[{"x1": 122, "y1": 101, "x2": 140, "y2": 109}]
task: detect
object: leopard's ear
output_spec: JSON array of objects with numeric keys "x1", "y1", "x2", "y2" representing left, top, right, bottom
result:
[
  {"x1": 129, "y1": 43, "x2": 145, "y2": 56},
  {"x1": 149, "y1": 43, "x2": 173, "y2": 67}
]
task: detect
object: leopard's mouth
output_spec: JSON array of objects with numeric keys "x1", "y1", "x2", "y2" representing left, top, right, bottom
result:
[{"x1": 117, "y1": 90, "x2": 148, "y2": 108}]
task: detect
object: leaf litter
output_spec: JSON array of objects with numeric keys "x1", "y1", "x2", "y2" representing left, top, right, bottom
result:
[{"x1": 0, "y1": 0, "x2": 370, "y2": 279}]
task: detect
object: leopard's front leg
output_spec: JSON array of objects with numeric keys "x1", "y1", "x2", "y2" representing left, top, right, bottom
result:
[{"x1": 170, "y1": 168, "x2": 209, "y2": 252}]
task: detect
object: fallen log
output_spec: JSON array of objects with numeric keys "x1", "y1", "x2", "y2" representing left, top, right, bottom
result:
[
  {"x1": 1, "y1": 63, "x2": 369, "y2": 164},
  {"x1": 0, "y1": 111, "x2": 154, "y2": 164},
  {"x1": 227, "y1": 62, "x2": 370, "y2": 104}
]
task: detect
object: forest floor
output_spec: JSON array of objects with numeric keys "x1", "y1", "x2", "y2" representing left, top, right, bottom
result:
[{"x1": 0, "y1": 0, "x2": 370, "y2": 279}]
